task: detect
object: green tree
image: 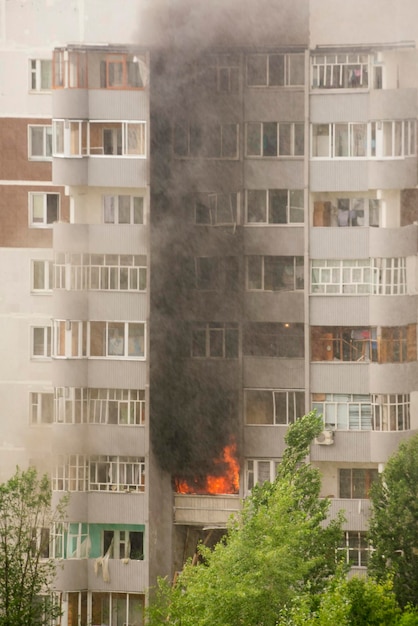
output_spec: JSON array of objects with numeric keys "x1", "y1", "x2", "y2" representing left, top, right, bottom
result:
[
  {"x1": 0, "y1": 467, "x2": 67, "y2": 626},
  {"x1": 147, "y1": 412, "x2": 344, "y2": 626},
  {"x1": 368, "y1": 434, "x2": 418, "y2": 608}
]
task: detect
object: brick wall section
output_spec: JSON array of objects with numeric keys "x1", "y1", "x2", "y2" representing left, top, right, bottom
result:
[
  {"x1": 0, "y1": 118, "x2": 53, "y2": 181},
  {"x1": 0, "y1": 118, "x2": 68, "y2": 248},
  {"x1": 0, "y1": 186, "x2": 69, "y2": 248}
]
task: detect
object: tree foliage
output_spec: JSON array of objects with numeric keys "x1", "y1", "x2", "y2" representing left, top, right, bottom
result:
[
  {"x1": 368, "y1": 434, "x2": 418, "y2": 608},
  {"x1": 147, "y1": 412, "x2": 344, "y2": 626},
  {"x1": 0, "y1": 467, "x2": 67, "y2": 626}
]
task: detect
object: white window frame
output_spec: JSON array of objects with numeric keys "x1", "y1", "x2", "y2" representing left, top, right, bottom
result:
[
  {"x1": 245, "y1": 389, "x2": 305, "y2": 425},
  {"x1": 50, "y1": 523, "x2": 64, "y2": 559},
  {"x1": 54, "y1": 387, "x2": 88, "y2": 424},
  {"x1": 31, "y1": 259, "x2": 53, "y2": 293},
  {"x1": 311, "y1": 258, "x2": 406, "y2": 295},
  {"x1": 28, "y1": 124, "x2": 52, "y2": 160},
  {"x1": 246, "y1": 122, "x2": 304, "y2": 157},
  {"x1": 88, "y1": 388, "x2": 145, "y2": 426},
  {"x1": 371, "y1": 394, "x2": 410, "y2": 431},
  {"x1": 246, "y1": 255, "x2": 304, "y2": 291},
  {"x1": 88, "y1": 121, "x2": 146, "y2": 157},
  {"x1": 88, "y1": 254, "x2": 147, "y2": 292},
  {"x1": 29, "y1": 192, "x2": 60, "y2": 228},
  {"x1": 54, "y1": 252, "x2": 87, "y2": 291},
  {"x1": 245, "y1": 189, "x2": 304, "y2": 225},
  {"x1": 101, "y1": 528, "x2": 144, "y2": 560},
  {"x1": 30, "y1": 390, "x2": 54, "y2": 425},
  {"x1": 247, "y1": 52, "x2": 305, "y2": 87},
  {"x1": 191, "y1": 322, "x2": 239, "y2": 358},
  {"x1": 52, "y1": 455, "x2": 88, "y2": 492},
  {"x1": 311, "y1": 53, "x2": 370, "y2": 89},
  {"x1": 67, "y1": 522, "x2": 90, "y2": 559},
  {"x1": 103, "y1": 194, "x2": 145, "y2": 224},
  {"x1": 339, "y1": 531, "x2": 370, "y2": 568},
  {"x1": 245, "y1": 459, "x2": 280, "y2": 494},
  {"x1": 89, "y1": 456, "x2": 145, "y2": 492},
  {"x1": 89, "y1": 321, "x2": 146, "y2": 359},
  {"x1": 29, "y1": 59, "x2": 52, "y2": 92},
  {"x1": 53, "y1": 320, "x2": 87, "y2": 359},
  {"x1": 53, "y1": 119, "x2": 87, "y2": 157},
  {"x1": 31, "y1": 326, "x2": 52, "y2": 359},
  {"x1": 312, "y1": 393, "x2": 372, "y2": 430}
]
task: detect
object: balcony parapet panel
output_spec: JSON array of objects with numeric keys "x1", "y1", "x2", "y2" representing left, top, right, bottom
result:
[{"x1": 174, "y1": 494, "x2": 241, "y2": 526}]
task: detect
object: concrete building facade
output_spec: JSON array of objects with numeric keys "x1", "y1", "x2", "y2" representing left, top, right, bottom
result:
[{"x1": 1, "y1": 0, "x2": 418, "y2": 623}]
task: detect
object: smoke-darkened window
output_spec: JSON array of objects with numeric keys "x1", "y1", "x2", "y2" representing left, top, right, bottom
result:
[
  {"x1": 191, "y1": 322, "x2": 239, "y2": 358},
  {"x1": 198, "y1": 54, "x2": 240, "y2": 93},
  {"x1": 247, "y1": 53, "x2": 304, "y2": 87},
  {"x1": 174, "y1": 123, "x2": 238, "y2": 159},
  {"x1": 193, "y1": 192, "x2": 239, "y2": 226},
  {"x1": 246, "y1": 122, "x2": 304, "y2": 157},
  {"x1": 246, "y1": 189, "x2": 304, "y2": 224},
  {"x1": 246, "y1": 256, "x2": 304, "y2": 291},
  {"x1": 243, "y1": 323, "x2": 304, "y2": 358},
  {"x1": 193, "y1": 256, "x2": 239, "y2": 291},
  {"x1": 245, "y1": 389, "x2": 304, "y2": 425}
]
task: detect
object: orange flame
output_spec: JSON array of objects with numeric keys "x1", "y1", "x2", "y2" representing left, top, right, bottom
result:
[{"x1": 175, "y1": 442, "x2": 240, "y2": 495}]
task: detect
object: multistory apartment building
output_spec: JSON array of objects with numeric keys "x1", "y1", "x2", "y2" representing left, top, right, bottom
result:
[{"x1": 1, "y1": 0, "x2": 418, "y2": 623}]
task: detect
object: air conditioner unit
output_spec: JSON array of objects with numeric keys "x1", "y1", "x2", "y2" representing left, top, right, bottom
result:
[{"x1": 314, "y1": 430, "x2": 334, "y2": 446}]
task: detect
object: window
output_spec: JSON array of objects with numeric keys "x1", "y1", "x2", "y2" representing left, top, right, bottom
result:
[
  {"x1": 89, "y1": 456, "x2": 145, "y2": 492},
  {"x1": 53, "y1": 320, "x2": 87, "y2": 358},
  {"x1": 246, "y1": 459, "x2": 280, "y2": 492},
  {"x1": 28, "y1": 125, "x2": 52, "y2": 160},
  {"x1": 246, "y1": 256, "x2": 304, "y2": 291},
  {"x1": 333, "y1": 198, "x2": 380, "y2": 227},
  {"x1": 246, "y1": 122, "x2": 304, "y2": 157},
  {"x1": 312, "y1": 394, "x2": 372, "y2": 430},
  {"x1": 245, "y1": 390, "x2": 304, "y2": 425},
  {"x1": 102, "y1": 529, "x2": 144, "y2": 560},
  {"x1": 339, "y1": 468, "x2": 379, "y2": 498},
  {"x1": 312, "y1": 123, "x2": 367, "y2": 158},
  {"x1": 247, "y1": 53, "x2": 304, "y2": 87},
  {"x1": 31, "y1": 260, "x2": 53, "y2": 292},
  {"x1": 52, "y1": 455, "x2": 88, "y2": 491},
  {"x1": 198, "y1": 54, "x2": 240, "y2": 92},
  {"x1": 246, "y1": 189, "x2": 304, "y2": 224},
  {"x1": 88, "y1": 254, "x2": 146, "y2": 291},
  {"x1": 100, "y1": 54, "x2": 147, "y2": 89},
  {"x1": 91, "y1": 593, "x2": 144, "y2": 626},
  {"x1": 103, "y1": 195, "x2": 144, "y2": 224},
  {"x1": 193, "y1": 257, "x2": 239, "y2": 291},
  {"x1": 29, "y1": 192, "x2": 59, "y2": 227},
  {"x1": 53, "y1": 120, "x2": 88, "y2": 156},
  {"x1": 191, "y1": 323, "x2": 238, "y2": 358},
  {"x1": 30, "y1": 59, "x2": 52, "y2": 91},
  {"x1": 50, "y1": 523, "x2": 64, "y2": 559},
  {"x1": 311, "y1": 258, "x2": 406, "y2": 295},
  {"x1": 244, "y1": 323, "x2": 304, "y2": 358},
  {"x1": 372, "y1": 394, "x2": 410, "y2": 431},
  {"x1": 30, "y1": 391, "x2": 53, "y2": 424},
  {"x1": 54, "y1": 253, "x2": 87, "y2": 291},
  {"x1": 193, "y1": 192, "x2": 239, "y2": 225},
  {"x1": 31, "y1": 326, "x2": 51, "y2": 358},
  {"x1": 67, "y1": 523, "x2": 90, "y2": 559},
  {"x1": 89, "y1": 121, "x2": 146, "y2": 156},
  {"x1": 311, "y1": 326, "x2": 377, "y2": 362},
  {"x1": 31, "y1": 528, "x2": 50, "y2": 559},
  {"x1": 380, "y1": 325, "x2": 416, "y2": 363},
  {"x1": 312, "y1": 53, "x2": 369, "y2": 89},
  {"x1": 88, "y1": 388, "x2": 145, "y2": 425},
  {"x1": 312, "y1": 121, "x2": 416, "y2": 158},
  {"x1": 54, "y1": 388, "x2": 88, "y2": 424},
  {"x1": 174, "y1": 123, "x2": 239, "y2": 159},
  {"x1": 339, "y1": 532, "x2": 370, "y2": 568},
  {"x1": 90, "y1": 321, "x2": 145, "y2": 358}
]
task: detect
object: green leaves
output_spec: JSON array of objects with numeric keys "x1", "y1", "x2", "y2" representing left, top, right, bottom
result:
[{"x1": 147, "y1": 412, "x2": 343, "y2": 626}]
